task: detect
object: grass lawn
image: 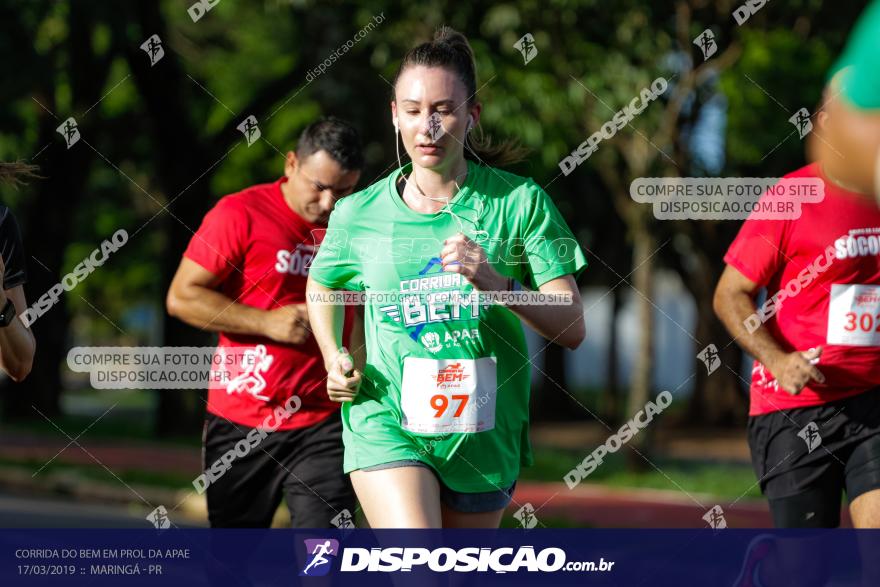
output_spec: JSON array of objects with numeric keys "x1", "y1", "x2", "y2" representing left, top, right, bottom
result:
[
  {"x1": 523, "y1": 447, "x2": 762, "y2": 501},
  {"x1": 0, "y1": 456, "x2": 195, "y2": 491},
  {"x1": 3, "y1": 390, "x2": 201, "y2": 448}
]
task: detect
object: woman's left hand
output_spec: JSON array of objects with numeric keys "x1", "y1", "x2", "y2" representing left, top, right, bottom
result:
[{"x1": 440, "y1": 233, "x2": 505, "y2": 291}]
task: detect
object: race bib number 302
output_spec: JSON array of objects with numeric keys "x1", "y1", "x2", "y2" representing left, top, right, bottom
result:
[
  {"x1": 827, "y1": 284, "x2": 880, "y2": 346},
  {"x1": 400, "y1": 357, "x2": 497, "y2": 434}
]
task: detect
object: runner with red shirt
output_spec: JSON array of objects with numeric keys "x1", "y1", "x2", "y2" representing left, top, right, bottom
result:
[
  {"x1": 166, "y1": 118, "x2": 363, "y2": 527},
  {"x1": 715, "y1": 99, "x2": 880, "y2": 528}
]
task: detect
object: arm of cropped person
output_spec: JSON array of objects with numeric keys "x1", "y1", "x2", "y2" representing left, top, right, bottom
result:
[{"x1": 714, "y1": 264, "x2": 824, "y2": 395}]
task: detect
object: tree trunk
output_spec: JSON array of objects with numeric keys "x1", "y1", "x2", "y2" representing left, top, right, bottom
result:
[
  {"x1": 601, "y1": 286, "x2": 622, "y2": 424},
  {"x1": 686, "y1": 293, "x2": 747, "y2": 428},
  {"x1": 2, "y1": 4, "x2": 111, "y2": 420},
  {"x1": 531, "y1": 340, "x2": 586, "y2": 422},
  {"x1": 626, "y1": 212, "x2": 656, "y2": 469},
  {"x1": 674, "y1": 226, "x2": 748, "y2": 428},
  {"x1": 118, "y1": 1, "x2": 216, "y2": 436}
]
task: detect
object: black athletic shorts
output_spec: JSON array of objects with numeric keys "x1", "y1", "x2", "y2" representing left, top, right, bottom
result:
[
  {"x1": 202, "y1": 410, "x2": 354, "y2": 528},
  {"x1": 748, "y1": 385, "x2": 880, "y2": 527}
]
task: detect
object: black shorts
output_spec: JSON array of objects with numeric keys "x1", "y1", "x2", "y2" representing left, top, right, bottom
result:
[
  {"x1": 748, "y1": 386, "x2": 880, "y2": 527},
  {"x1": 202, "y1": 410, "x2": 354, "y2": 528}
]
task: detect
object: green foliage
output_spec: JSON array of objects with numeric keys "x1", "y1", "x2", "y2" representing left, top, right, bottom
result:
[
  {"x1": 723, "y1": 28, "x2": 834, "y2": 175},
  {"x1": 0, "y1": 0, "x2": 869, "y2": 429}
]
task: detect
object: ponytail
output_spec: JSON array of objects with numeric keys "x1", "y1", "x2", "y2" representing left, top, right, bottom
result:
[{"x1": 0, "y1": 162, "x2": 41, "y2": 188}]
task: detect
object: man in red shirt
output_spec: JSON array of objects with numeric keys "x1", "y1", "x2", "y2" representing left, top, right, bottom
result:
[
  {"x1": 715, "y1": 100, "x2": 880, "y2": 528},
  {"x1": 166, "y1": 118, "x2": 363, "y2": 527}
]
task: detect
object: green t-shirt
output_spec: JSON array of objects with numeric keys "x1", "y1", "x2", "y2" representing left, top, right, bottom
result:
[
  {"x1": 830, "y1": 0, "x2": 880, "y2": 109},
  {"x1": 309, "y1": 160, "x2": 587, "y2": 492}
]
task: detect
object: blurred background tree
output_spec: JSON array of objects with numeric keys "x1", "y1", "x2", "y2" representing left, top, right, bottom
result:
[{"x1": 0, "y1": 0, "x2": 869, "y2": 451}]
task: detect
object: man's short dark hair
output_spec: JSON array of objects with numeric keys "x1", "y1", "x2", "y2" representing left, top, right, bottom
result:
[{"x1": 296, "y1": 117, "x2": 364, "y2": 171}]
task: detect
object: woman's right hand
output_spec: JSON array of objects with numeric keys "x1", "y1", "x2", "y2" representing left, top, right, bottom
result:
[{"x1": 326, "y1": 347, "x2": 362, "y2": 402}]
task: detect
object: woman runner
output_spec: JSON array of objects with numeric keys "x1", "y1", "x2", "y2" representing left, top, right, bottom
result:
[{"x1": 307, "y1": 26, "x2": 586, "y2": 528}]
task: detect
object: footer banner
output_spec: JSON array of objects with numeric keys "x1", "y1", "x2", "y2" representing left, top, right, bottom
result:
[{"x1": 1, "y1": 529, "x2": 876, "y2": 586}]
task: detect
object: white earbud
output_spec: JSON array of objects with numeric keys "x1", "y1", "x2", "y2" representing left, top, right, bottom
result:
[
  {"x1": 466, "y1": 115, "x2": 474, "y2": 133},
  {"x1": 393, "y1": 118, "x2": 404, "y2": 173}
]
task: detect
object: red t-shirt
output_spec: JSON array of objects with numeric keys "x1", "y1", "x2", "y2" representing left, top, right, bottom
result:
[
  {"x1": 725, "y1": 163, "x2": 880, "y2": 416},
  {"x1": 184, "y1": 178, "x2": 351, "y2": 429}
]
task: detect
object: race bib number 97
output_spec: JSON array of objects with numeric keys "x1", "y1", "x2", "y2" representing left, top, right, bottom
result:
[
  {"x1": 827, "y1": 284, "x2": 880, "y2": 346},
  {"x1": 400, "y1": 357, "x2": 497, "y2": 434}
]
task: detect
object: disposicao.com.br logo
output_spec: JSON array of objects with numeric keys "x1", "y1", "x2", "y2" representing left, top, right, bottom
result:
[{"x1": 299, "y1": 540, "x2": 614, "y2": 574}]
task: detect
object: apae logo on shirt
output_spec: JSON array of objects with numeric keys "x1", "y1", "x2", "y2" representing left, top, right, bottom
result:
[
  {"x1": 420, "y1": 332, "x2": 443, "y2": 353},
  {"x1": 420, "y1": 328, "x2": 482, "y2": 353}
]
